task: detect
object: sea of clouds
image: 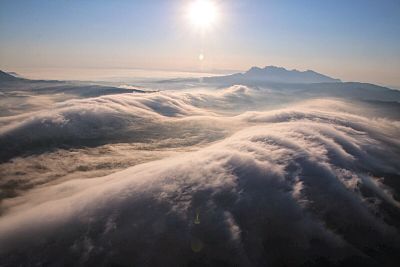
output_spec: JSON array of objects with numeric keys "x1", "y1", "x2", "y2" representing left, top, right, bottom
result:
[{"x1": 0, "y1": 85, "x2": 400, "y2": 266}]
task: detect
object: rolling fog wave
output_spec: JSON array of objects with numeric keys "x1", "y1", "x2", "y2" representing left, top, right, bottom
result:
[
  {"x1": 0, "y1": 86, "x2": 255, "y2": 161},
  {"x1": 1, "y1": 93, "x2": 400, "y2": 266}
]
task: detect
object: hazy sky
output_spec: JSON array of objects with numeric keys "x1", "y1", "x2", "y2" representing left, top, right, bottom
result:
[{"x1": 0, "y1": 0, "x2": 399, "y2": 86}]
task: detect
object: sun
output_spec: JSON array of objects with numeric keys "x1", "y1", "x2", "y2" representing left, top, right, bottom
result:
[{"x1": 188, "y1": 0, "x2": 218, "y2": 29}]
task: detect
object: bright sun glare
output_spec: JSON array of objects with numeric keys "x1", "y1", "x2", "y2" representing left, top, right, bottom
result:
[{"x1": 188, "y1": 0, "x2": 218, "y2": 29}]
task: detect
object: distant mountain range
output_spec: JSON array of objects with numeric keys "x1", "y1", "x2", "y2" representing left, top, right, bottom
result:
[
  {"x1": 0, "y1": 70, "x2": 22, "y2": 81},
  {"x1": 204, "y1": 66, "x2": 341, "y2": 84},
  {"x1": 2, "y1": 68, "x2": 400, "y2": 103},
  {"x1": 0, "y1": 70, "x2": 148, "y2": 100},
  {"x1": 6, "y1": 71, "x2": 23, "y2": 78}
]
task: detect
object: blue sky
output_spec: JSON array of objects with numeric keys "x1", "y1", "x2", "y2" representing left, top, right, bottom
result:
[{"x1": 0, "y1": 0, "x2": 399, "y2": 86}]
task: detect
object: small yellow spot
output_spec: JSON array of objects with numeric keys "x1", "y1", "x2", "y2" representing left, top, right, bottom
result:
[
  {"x1": 198, "y1": 53, "x2": 204, "y2": 61},
  {"x1": 194, "y1": 211, "x2": 200, "y2": 224},
  {"x1": 191, "y1": 237, "x2": 204, "y2": 253}
]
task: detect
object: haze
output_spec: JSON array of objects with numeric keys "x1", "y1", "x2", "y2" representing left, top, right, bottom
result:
[{"x1": 1, "y1": 0, "x2": 400, "y2": 87}]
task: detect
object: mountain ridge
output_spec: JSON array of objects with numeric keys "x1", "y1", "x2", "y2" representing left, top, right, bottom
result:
[
  {"x1": 0, "y1": 70, "x2": 22, "y2": 81},
  {"x1": 204, "y1": 65, "x2": 341, "y2": 84}
]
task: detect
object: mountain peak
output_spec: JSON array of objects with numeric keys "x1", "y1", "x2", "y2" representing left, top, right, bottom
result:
[
  {"x1": 0, "y1": 70, "x2": 21, "y2": 82},
  {"x1": 243, "y1": 66, "x2": 341, "y2": 83},
  {"x1": 204, "y1": 66, "x2": 341, "y2": 85},
  {"x1": 264, "y1": 65, "x2": 286, "y2": 70}
]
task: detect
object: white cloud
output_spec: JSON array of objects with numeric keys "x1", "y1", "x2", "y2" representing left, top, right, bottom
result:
[{"x1": 1, "y1": 93, "x2": 400, "y2": 265}]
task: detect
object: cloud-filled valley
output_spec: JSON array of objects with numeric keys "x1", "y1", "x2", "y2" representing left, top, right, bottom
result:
[{"x1": 1, "y1": 78, "x2": 400, "y2": 266}]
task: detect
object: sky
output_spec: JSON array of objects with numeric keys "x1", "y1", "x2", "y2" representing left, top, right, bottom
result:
[{"x1": 0, "y1": 0, "x2": 399, "y2": 87}]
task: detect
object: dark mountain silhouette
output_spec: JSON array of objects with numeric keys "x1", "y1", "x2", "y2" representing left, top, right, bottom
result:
[
  {"x1": 0, "y1": 70, "x2": 147, "y2": 105},
  {"x1": 0, "y1": 70, "x2": 22, "y2": 81},
  {"x1": 282, "y1": 82, "x2": 400, "y2": 102},
  {"x1": 204, "y1": 66, "x2": 341, "y2": 84},
  {"x1": 6, "y1": 71, "x2": 23, "y2": 78}
]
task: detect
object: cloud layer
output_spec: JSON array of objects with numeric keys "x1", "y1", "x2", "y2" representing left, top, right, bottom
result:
[{"x1": 1, "y1": 92, "x2": 400, "y2": 266}]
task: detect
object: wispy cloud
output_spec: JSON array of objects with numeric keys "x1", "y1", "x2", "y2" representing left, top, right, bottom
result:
[{"x1": 1, "y1": 90, "x2": 399, "y2": 266}]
